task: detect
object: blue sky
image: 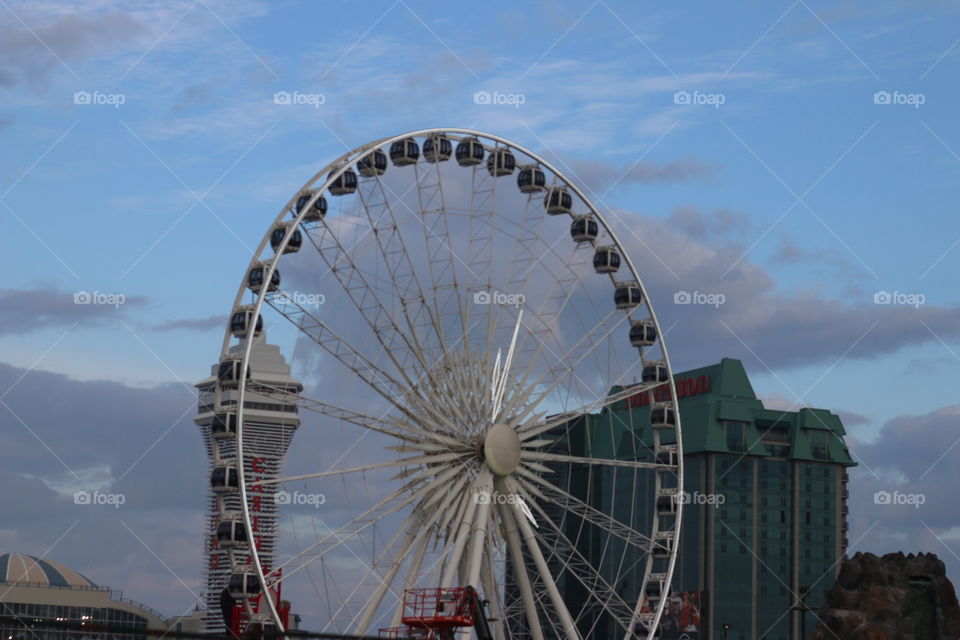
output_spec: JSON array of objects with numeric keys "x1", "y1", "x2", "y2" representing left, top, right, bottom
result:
[{"x1": 2, "y1": 0, "x2": 960, "y2": 623}]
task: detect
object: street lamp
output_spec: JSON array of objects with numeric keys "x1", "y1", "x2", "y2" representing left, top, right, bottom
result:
[{"x1": 721, "y1": 623, "x2": 732, "y2": 640}]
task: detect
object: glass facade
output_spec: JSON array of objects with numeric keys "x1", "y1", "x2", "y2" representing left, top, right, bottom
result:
[{"x1": 0, "y1": 601, "x2": 148, "y2": 640}]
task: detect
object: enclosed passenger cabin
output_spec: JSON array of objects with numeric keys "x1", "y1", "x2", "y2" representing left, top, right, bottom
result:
[
  {"x1": 614, "y1": 283, "x2": 642, "y2": 309},
  {"x1": 211, "y1": 460, "x2": 240, "y2": 494},
  {"x1": 230, "y1": 305, "x2": 263, "y2": 339},
  {"x1": 210, "y1": 412, "x2": 237, "y2": 439},
  {"x1": 294, "y1": 191, "x2": 327, "y2": 222},
  {"x1": 650, "y1": 403, "x2": 677, "y2": 429},
  {"x1": 629, "y1": 320, "x2": 657, "y2": 347},
  {"x1": 216, "y1": 358, "x2": 249, "y2": 387},
  {"x1": 517, "y1": 165, "x2": 546, "y2": 193},
  {"x1": 389, "y1": 138, "x2": 420, "y2": 167},
  {"x1": 270, "y1": 223, "x2": 302, "y2": 254},
  {"x1": 486, "y1": 147, "x2": 516, "y2": 177},
  {"x1": 228, "y1": 572, "x2": 262, "y2": 599},
  {"x1": 593, "y1": 246, "x2": 621, "y2": 274},
  {"x1": 357, "y1": 149, "x2": 388, "y2": 177},
  {"x1": 544, "y1": 186, "x2": 573, "y2": 215},
  {"x1": 216, "y1": 514, "x2": 248, "y2": 548},
  {"x1": 455, "y1": 137, "x2": 485, "y2": 166},
  {"x1": 570, "y1": 216, "x2": 598, "y2": 242},
  {"x1": 655, "y1": 448, "x2": 678, "y2": 466},
  {"x1": 247, "y1": 263, "x2": 280, "y2": 293},
  {"x1": 423, "y1": 135, "x2": 452, "y2": 163},
  {"x1": 642, "y1": 363, "x2": 669, "y2": 384},
  {"x1": 328, "y1": 168, "x2": 358, "y2": 196}
]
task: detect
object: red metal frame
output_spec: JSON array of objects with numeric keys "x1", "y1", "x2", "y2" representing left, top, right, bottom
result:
[
  {"x1": 230, "y1": 569, "x2": 289, "y2": 636},
  {"x1": 401, "y1": 587, "x2": 475, "y2": 629}
]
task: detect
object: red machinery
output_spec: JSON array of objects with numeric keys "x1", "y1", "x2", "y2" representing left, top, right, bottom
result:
[{"x1": 380, "y1": 586, "x2": 493, "y2": 640}]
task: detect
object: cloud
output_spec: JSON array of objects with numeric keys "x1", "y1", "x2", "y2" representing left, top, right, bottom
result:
[
  {"x1": 0, "y1": 11, "x2": 148, "y2": 89},
  {"x1": 0, "y1": 359, "x2": 204, "y2": 616},
  {"x1": 551, "y1": 156, "x2": 721, "y2": 193},
  {"x1": 151, "y1": 314, "x2": 227, "y2": 332},
  {"x1": 846, "y1": 404, "x2": 960, "y2": 581},
  {"x1": 0, "y1": 286, "x2": 148, "y2": 335}
]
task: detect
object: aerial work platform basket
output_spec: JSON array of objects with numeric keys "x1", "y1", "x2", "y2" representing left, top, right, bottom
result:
[{"x1": 380, "y1": 586, "x2": 484, "y2": 640}]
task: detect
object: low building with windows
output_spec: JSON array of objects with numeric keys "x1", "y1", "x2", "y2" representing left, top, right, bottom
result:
[
  {"x1": 0, "y1": 552, "x2": 199, "y2": 640},
  {"x1": 544, "y1": 358, "x2": 855, "y2": 640}
]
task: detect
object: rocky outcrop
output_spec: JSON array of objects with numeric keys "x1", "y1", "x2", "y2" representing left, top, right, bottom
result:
[{"x1": 808, "y1": 552, "x2": 960, "y2": 640}]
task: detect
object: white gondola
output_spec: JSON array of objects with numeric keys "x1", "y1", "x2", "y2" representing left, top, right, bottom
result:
[
  {"x1": 357, "y1": 149, "x2": 388, "y2": 177},
  {"x1": 328, "y1": 167, "x2": 358, "y2": 196},
  {"x1": 247, "y1": 262, "x2": 280, "y2": 293},
  {"x1": 423, "y1": 135, "x2": 452, "y2": 163},
  {"x1": 455, "y1": 136, "x2": 485, "y2": 166},
  {"x1": 486, "y1": 147, "x2": 516, "y2": 177},
  {"x1": 230, "y1": 305, "x2": 262, "y2": 339},
  {"x1": 216, "y1": 358, "x2": 249, "y2": 387},
  {"x1": 614, "y1": 282, "x2": 642, "y2": 309},
  {"x1": 216, "y1": 513, "x2": 249, "y2": 548},
  {"x1": 389, "y1": 138, "x2": 420, "y2": 167},
  {"x1": 650, "y1": 402, "x2": 677, "y2": 429},
  {"x1": 655, "y1": 448, "x2": 678, "y2": 466},
  {"x1": 517, "y1": 164, "x2": 546, "y2": 193},
  {"x1": 228, "y1": 571, "x2": 262, "y2": 598},
  {"x1": 270, "y1": 223, "x2": 302, "y2": 254},
  {"x1": 210, "y1": 411, "x2": 238, "y2": 439},
  {"x1": 642, "y1": 362, "x2": 669, "y2": 384},
  {"x1": 211, "y1": 460, "x2": 239, "y2": 494},
  {"x1": 570, "y1": 215, "x2": 598, "y2": 242},
  {"x1": 544, "y1": 186, "x2": 572, "y2": 215},
  {"x1": 593, "y1": 246, "x2": 621, "y2": 274},
  {"x1": 294, "y1": 190, "x2": 327, "y2": 222},
  {"x1": 629, "y1": 320, "x2": 657, "y2": 347}
]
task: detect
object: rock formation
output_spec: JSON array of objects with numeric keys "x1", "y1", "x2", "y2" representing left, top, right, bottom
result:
[{"x1": 808, "y1": 551, "x2": 960, "y2": 640}]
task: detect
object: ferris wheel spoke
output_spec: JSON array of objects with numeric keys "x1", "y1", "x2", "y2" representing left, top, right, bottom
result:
[
  {"x1": 512, "y1": 479, "x2": 637, "y2": 633},
  {"x1": 263, "y1": 289, "x2": 458, "y2": 434},
  {"x1": 249, "y1": 381, "x2": 465, "y2": 447},
  {"x1": 275, "y1": 462, "x2": 467, "y2": 582},
  {"x1": 356, "y1": 172, "x2": 449, "y2": 371},
  {"x1": 299, "y1": 211, "x2": 434, "y2": 383},
  {"x1": 515, "y1": 381, "x2": 664, "y2": 442},
  {"x1": 515, "y1": 468, "x2": 662, "y2": 552},
  {"x1": 501, "y1": 481, "x2": 581, "y2": 640},
  {"x1": 519, "y1": 452, "x2": 670, "y2": 472},
  {"x1": 502, "y1": 307, "x2": 630, "y2": 425},
  {"x1": 439, "y1": 473, "x2": 485, "y2": 588},
  {"x1": 253, "y1": 452, "x2": 468, "y2": 487}
]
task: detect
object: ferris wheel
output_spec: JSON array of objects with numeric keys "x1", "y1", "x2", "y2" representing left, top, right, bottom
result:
[{"x1": 208, "y1": 128, "x2": 683, "y2": 640}]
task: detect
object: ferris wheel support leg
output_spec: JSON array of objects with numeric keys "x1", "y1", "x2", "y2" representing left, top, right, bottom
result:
[
  {"x1": 464, "y1": 469, "x2": 494, "y2": 589},
  {"x1": 498, "y1": 502, "x2": 545, "y2": 640},
  {"x1": 479, "y1": 524, "x2": 505, "y2": 640},
  {"x1": 510, "y1": 498, "x2": 582, "y2": 640},
  {"x1": 440, "y1": 476, "x2": 482, "y2": 587}
]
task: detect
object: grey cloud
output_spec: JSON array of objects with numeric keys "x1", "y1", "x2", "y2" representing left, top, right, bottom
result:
[
  {"x1": 0, "y1": 12, "x2": 148, "y2": 89},
  {"x1": 0, "y1": 286, "x2": 148, "y2": 335},
  {"x1": 152, "y1": 314, "x2": 227, "y2": 332},
  {"x1": 549, "y1": 156, "x2": 721, "y2": 194}
]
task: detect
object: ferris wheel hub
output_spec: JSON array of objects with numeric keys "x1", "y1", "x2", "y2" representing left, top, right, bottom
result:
[{"x1": 483, "y1": 423, "x2": 522, "y2": 476}]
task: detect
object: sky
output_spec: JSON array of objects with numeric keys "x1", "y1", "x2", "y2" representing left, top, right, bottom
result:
[{"x1": 1, "y1": 0, "x2": 960, "y2": 629}]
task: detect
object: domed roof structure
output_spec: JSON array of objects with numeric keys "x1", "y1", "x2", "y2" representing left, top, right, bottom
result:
[{"x1": 0, "y1": 552, "x2": 97, "y2": 588}]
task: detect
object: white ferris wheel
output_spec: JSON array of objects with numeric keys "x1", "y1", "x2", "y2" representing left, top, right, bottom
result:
[{"x1": 208, "y1": 128, "x2": 683, "y2": 640}]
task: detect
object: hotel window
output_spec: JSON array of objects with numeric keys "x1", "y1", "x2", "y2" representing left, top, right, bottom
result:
[
  {"x1": 726, "y1": 421, "x2": 746, "y2": 452},
  {"x1": 811, "y1": 431, "x2": 829, "y2": 460}
]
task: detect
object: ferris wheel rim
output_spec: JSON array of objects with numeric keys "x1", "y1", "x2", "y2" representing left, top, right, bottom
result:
[{"x1": 219, "y1": 127, "x2": 684, "y2": 639}]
